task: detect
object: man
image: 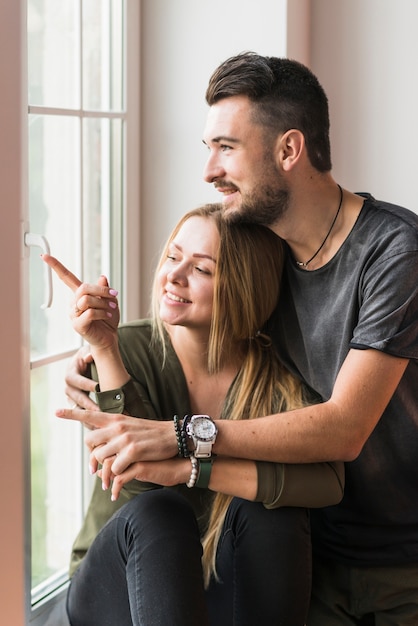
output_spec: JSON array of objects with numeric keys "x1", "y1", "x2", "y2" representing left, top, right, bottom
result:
[{"x1": 64, "y1": 53, "x2": 418, "y2": 624}]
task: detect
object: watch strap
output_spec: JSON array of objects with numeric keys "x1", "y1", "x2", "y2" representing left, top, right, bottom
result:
[
  {"x1": 195, "y1": 458, "x2": 213, "y2": 489},
  {"x1": 194, "y1": 439, "x2": 214, "y2": 458}
]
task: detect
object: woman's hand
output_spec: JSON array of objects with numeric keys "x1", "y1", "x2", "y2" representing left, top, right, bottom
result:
[
  {"x1": 96, "y1": 454, "x2": 117, "y2": 490},
  {"x1": 98, "y1": 457, "x2": 190, "y2": 501},
  {"x1": 42, "y1": 254, "x2": 120, "y2": 351},
  {"x1": 55, "y1": 407, "x2": 179, "y2": 473},
  {"x1": 70, "y1": 276, "x2": 120, "y2": 351}
]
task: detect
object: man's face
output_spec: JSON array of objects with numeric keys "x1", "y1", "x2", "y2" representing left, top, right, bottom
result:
[{"x1": 202, "y1": 95, "x2": 289, "y2": 226}]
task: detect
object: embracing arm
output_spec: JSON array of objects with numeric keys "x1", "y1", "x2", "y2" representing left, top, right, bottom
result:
[
  {"x1": 214, "y1": 348, "x2": 409, "y2": 463},
  {"x1": 56, "y1": 348, "x2": 408, "y2": 472}
]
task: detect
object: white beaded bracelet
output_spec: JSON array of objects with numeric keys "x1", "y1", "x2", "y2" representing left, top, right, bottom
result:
[{"x1": 186, "y1": 455, "x2": 199, "y2": 488}]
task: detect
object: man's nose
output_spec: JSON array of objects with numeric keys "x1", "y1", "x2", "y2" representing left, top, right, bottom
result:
[{"x1": 203, "y1": 151, "x2": 225, "y2": 183}]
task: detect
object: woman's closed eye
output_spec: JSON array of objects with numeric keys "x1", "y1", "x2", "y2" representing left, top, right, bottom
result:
[{"x1": 194, "y1": 265, "x2": 212, "y2": 275}]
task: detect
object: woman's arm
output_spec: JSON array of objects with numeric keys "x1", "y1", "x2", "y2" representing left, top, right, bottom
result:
[
  {"x1": 203, "y1": 458, "x2": 344, "y2": 508},
  {"x1": 255, "y1": 460, "x2": 344, "y2": 508},
  {"x1": 105, "y1": 454, "x2": 344, "y2": 508}
]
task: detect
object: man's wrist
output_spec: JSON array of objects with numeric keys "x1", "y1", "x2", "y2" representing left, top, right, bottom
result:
[{"x1": 184, "y1": 414, "x2": 217, "y2": 458}]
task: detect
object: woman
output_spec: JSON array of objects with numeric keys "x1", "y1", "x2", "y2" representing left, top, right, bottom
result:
[{"x1": 44, "y1": 204, "x2": 343, "y2": 625}]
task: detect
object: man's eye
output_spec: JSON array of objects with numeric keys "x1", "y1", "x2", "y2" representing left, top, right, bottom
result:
[{"x1": 220, "y1": 144, "x2": 232, "y2": 152}]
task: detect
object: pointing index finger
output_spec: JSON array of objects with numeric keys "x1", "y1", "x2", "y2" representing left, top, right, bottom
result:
[
  {"x1": 55, "y1": 407, "x2": 108, "y2": 429},
  {"x1": 42, "y1": 253, "x2": 82, "y2": 292}
]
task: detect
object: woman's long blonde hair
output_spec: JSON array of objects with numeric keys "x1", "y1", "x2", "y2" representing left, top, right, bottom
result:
[{"x1": 150, "y1": 204, "x2": 304, "y2": 586}]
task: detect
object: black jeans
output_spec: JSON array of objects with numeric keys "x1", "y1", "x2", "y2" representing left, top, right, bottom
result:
[{"x1": 67, "y1": 489, "x2": 311, "y2": 626}]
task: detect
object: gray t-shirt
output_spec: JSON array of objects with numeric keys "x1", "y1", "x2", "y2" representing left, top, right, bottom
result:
[{"x1": 270, "y1": 194, "x2": 418, "y2": 565}]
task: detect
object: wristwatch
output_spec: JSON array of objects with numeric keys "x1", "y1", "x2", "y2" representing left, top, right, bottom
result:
[{"x1": 185, "y1": 414, "x2": 218, "y2": 458}]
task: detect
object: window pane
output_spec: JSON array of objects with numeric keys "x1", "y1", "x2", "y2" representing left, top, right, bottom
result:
[
  {"x1": 31, "y1": 359, "x2": 83, "y2": 594},
  {"x1": 83, "y1": 117, "x2": 124, "y2": 287},
  {"x1": 109, "y1": 118, "x2": 124, "y2": 289},
  {"x1": 27, "y1": 0, "x2": 127, "y2": 612},
  {"x1": 28, "y1": 0, "x2": 80, "y2": 108},
  {"x1": 83, "y1": 0, "x2": 124, "y2": 111},
  {"x1": 29, "y1": 114, "x2": 81, "y2": 357}
]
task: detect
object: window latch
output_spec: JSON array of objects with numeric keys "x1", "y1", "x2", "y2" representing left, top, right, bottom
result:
[{"x1": 24, "y1": 232, "x2": 53, "y2": 309}]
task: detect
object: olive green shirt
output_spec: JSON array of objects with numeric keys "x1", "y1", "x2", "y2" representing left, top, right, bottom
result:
[{"x1": 69, "y1": 319, "x2": 343, "y2": 576}]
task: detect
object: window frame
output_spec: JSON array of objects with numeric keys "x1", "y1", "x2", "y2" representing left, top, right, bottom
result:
[{"x1": 21, "y1": 2, "x2": 140, "y2": 623}]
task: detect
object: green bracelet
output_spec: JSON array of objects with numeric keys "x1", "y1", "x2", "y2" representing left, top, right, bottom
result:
[{"x1": 195, "y1": 458, "x2": 213, "y2": 489}]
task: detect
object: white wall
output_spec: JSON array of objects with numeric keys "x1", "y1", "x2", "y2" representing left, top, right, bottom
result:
[
  {"x1": 310, "y1": 0, "x2": 418, "y2": 213},
  {"x1": 139, "y1": 0, "x2": 292, "y2": 314},
  {"x1": 138, "y1": 0, "x2": 418, "y2": 316}
]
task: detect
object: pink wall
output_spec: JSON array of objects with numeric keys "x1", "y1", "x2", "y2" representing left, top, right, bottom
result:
[{"x1": 0, "y1": 0, "x2": 26, "y2": 623}]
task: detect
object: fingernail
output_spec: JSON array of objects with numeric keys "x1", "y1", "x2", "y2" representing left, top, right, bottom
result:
[
  {"x1": 108, "y1": 301, "x2": 117, "y2": 309},
  {"x1": 89, "y1": 464, "x2": 96, "y2": 475},
  {"x1": 106, "y1": 312, "x2": 112, "y2": 318},
  {"x1": 102, "y1": 482, "x2": 107, "y2": 491},
  {"x1": 109, "y1": 289, "x2": 118, "y2": 296},
  {"x1": 111, "y1": 494, "x2": 117, "y2": 502}
]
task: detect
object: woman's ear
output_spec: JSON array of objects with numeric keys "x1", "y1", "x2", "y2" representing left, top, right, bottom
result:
[{"x1": 274, "y1": 129, "x2": 305, "y2": 171}]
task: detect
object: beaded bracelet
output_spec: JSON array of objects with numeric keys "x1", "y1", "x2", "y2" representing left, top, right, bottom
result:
[
  {"x1": 173, "y1": 414, "x2": 190, "y2": 458},
  {"x1": 186, "y1": 455, "x2": 199, "y2": 488},
  {"x1": 181, "y1": 414, "x2": 193, "y2": 456},
  {"x1": 173, "y1": 414, "x2": 183, "y2": 457}
]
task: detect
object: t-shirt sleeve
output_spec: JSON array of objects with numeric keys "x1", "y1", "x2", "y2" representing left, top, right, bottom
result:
[{"x1": 350, "y1": 249, "x2": 418, "y2": 358}]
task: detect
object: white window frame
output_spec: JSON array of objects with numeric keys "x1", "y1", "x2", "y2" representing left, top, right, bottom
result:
[{"x1": 0, "y1": 1, "x2": 140, "y2": 623}]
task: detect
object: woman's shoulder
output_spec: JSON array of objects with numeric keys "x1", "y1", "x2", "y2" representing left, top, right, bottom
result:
[
  {"x1": 117, "y1": 319, "x2": 157, "y2": 366},
  {"x1": 117, "y1": 318, "x2": 179, "y2": 374},
  {"x1": 118, "y1": 318, "x2": 153, "y2": 341}
]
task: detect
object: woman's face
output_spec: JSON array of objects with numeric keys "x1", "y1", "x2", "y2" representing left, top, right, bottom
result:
[{"x1": 158, "y1": 216, "x2": 220, "y2": 331}]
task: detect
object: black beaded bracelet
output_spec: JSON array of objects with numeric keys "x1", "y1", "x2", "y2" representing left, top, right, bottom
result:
[
  {"x1": 173, "y1": 415, "x2": 183, "y2": 457},
  {"x1": 180, "y1": 414, "x2": 193, "y2": 457},
  {"x1": 173, "y1": 414, "x2": 190, "y2": 458}
]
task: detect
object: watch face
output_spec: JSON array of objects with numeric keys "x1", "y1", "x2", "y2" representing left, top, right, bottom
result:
[{"x1": 191, "y1": 415, "x2": 217, "y2": 441}]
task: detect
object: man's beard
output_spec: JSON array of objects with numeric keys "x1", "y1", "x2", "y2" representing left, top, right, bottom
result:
[
  {"x1": 222, "y1": 153, "x2": 290, "y2": 227},
  {"x1": 225, "y1": 183, "x2": 290, "y2": 227}
]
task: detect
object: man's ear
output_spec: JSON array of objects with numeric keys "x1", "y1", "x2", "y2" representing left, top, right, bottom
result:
[{"x1": 274, "y1": 129, "x2": 305, "y2": 171}]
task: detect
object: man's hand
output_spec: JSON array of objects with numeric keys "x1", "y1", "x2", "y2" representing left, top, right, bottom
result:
[
  {"x1": 55, "y1": 407, "x2": 179, "y2": 473},
  {"x1": 65, "y1": 346, "x2": 98, "y2": 411}
]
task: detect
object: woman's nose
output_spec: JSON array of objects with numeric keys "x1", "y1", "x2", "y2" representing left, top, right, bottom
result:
[{"x1": 167, "y1": 264, "x2": 187, "y2": 285}]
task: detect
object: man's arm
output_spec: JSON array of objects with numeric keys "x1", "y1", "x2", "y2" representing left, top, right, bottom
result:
[
  {"x1": 56, "y1": 348, "x2": 408, "y2": 471},
  {"x1": 214, "y1": 348, "x2": 409, "y2": 463}
]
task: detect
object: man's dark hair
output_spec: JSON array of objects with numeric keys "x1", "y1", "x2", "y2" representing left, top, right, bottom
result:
[{"x1": 206, "y1": 52, "x2": 331, "y2": 172}]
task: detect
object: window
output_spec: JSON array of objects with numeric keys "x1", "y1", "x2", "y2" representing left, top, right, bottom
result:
[{"x1": 25, "y1": 1, "x2": 139, "y2": 622}]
